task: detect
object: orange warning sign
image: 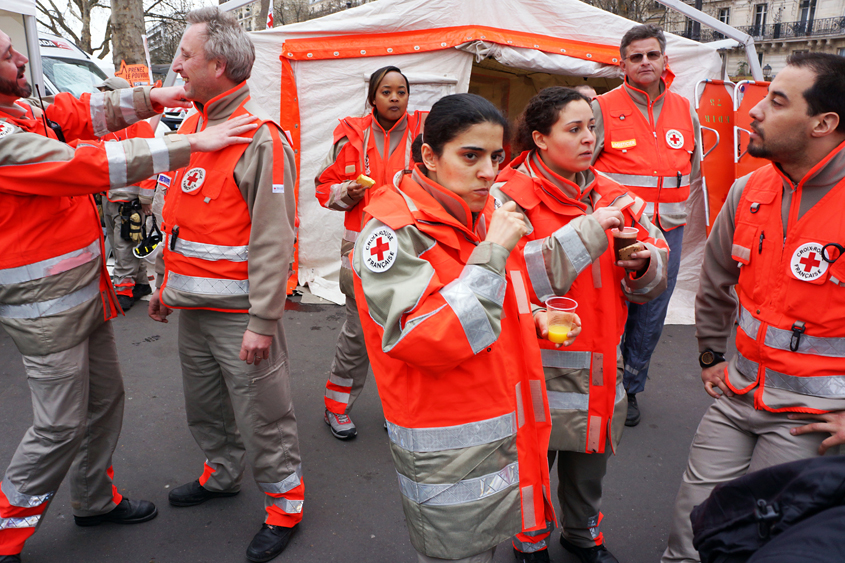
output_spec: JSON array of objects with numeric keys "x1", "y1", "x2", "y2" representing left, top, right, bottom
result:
[{"x1": 114, "y1": 60, "x2": 151, "y2": 87}]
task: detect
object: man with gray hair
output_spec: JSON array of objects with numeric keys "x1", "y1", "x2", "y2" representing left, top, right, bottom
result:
[{"x1": 148, "y1": 7, "x2": 302, "y2": 562}]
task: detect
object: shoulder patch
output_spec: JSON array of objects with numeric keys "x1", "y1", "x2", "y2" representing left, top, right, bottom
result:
[
  {"x1": 0, "y1": 122, "x2": 17, "y2": 139},
  {"x1": 182, "y1": 167, "x2": 206, "y2": 193},
  {"x1": 362, "y1": 226, "x2": 398, "y2": 273},
  {"x1": 157, "y1": 174, "x2": 172, "y2": 188}
]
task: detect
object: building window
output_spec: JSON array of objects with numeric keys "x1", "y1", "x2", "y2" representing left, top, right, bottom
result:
[
  {"x1": 838, "y1": 48, "x2": 845, "y2": 57},
  {"x1": 753, "y1": 3, "x2": 768, "y2": 34},
  {"x1": 684, "y1": 17, "x2": 695, "y2": 37},
  {"x1": 718, "y1": 8, "x2": 730, "y2": 25}
]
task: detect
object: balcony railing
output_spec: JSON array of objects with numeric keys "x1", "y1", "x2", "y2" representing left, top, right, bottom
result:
[{"x1": 680, "y1": 16, "x2": 845, "y2": 42}]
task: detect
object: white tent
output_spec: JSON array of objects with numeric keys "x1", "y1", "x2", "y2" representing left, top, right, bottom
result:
[{"x1": 247, "y1": 0, "x2": 722, "y2": 322}]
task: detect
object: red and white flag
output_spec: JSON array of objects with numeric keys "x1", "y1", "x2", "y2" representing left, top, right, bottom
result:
[{"x1": 267, "y1": 11, "x2": 274, "y2": 28}]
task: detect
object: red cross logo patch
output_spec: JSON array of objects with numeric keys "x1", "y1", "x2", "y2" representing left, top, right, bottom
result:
[
  {"x1": 790, "y1": 242, "x2": 829, "y2": 281},
  {"x1": 181, "y1": 167, "x2": 206, "y2": 193},
  {"x1": 0, "y1": 122, "x2": 16, "y2": 139},
  {"x1": 665, "y1": 129, "x2": 684, "y2": 150},
  {"x1": 363, "y1": 226, "x2": 398, "y2": 273}
]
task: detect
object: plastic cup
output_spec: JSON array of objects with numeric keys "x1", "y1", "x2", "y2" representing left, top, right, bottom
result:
[
  {"x1": 611, "y1": 227, "x2": 639, "y2": 262},
  {"x1": 545, "y1": 297, "x2": 578, "y2": 344}
]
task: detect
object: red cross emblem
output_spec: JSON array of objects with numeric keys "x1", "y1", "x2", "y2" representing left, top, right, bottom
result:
[
  {"x1": 181, "y1": 167, "x2": 206, "y2": 192},
  {"x1": 799, "y1": 252, "x2": 821, "y2": 272},
  {"x1": 370, "y1": 237, "x2": 390, "y2": 261},
  {"x1": 669, "y1": 133, "x2": 680, "y2": 144},
  {"x1": 666, "y1": 129, "x2": 684, "y2": 149}
]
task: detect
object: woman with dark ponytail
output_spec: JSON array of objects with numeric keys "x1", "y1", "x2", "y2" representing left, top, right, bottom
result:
[
  {"x1": 492, "y1": 87, "x2": 669, "y2": 562},
  {"x1": 315, "y1": 66, "x2": 427, "y2": 440},
  {"x1": 352, "y1": 93, "x2": 555, "y2": 562}
]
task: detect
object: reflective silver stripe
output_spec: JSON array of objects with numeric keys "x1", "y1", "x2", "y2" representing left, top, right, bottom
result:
[
  {"x1": 343, "y1": 229, "x2": 358, "y2": 243},
  {"x1": 547, "y1": 391, "x2": 589, "y2": 411},
  {"x1": 516, "y1": 381, "x2": 525, "y2": 428},
  {"x1": 330, "y1": 183, "x2": 350, "y2": 209},
  {"x1": 341, "y1": 254, "x2": 351, "y2": 270},
  {"x1": 587, "y1": 514, "x2": 599, "y2": 527},
  {"x1": 615, "y1": 379, "x2": 625, "y2": 403},
  {"x1": 273, "y1": 498, "x2": 304, "y2": 514},
  {"x1": 397, "y1": 461, "x2": 519, "y2": 506},
  {"x1": 645, "y1": 201, "x2": 688, "y2": 215},
  {"x1": 735, "y1": 352, "x2": 760, "y2": 379},
  {"x1": 628, "y1": 244, "x2": 664, "y2": 296},
  {"x1": 512, "y1": 536, "x2": 548, "y2": 553},
  {"x1": 0, "y1": 278, "x2": 100, "y2": 319},
  {"x1": 0, "y1": 515, "x2": 40, "y2": 530},
  {"x1": 104, "y1": 141, "x2": 128, "y2": 188},
  {"x1": 166, "y1": 272, "x2": 249, "y2": 295},
  {"x1": 440, "y1": 276, "x2": 497, "y2": 354},
  {"x1": 0, "y1": 241, "x2": 100, "y2": 285},
  {"x1": 521, "y1": 483, "x2": 536, "y2": 528},
  {"x1": 89, "y1": 92, "x2": 108, "y2": 137},
  {"x1": 588, "y1": 513, "x2": 601, "y2": 539},
  {"x1": 169, "y1": 235, "x2": 249, "y2": 262},
  {"x1": 738, "y1": 306, "x2": 761, "y2": 340},
  {"x1": 530, "y1": 380, "x2": 546, "y2": 423},
  {"x1": 554, "y1": 224, "x2": 592, "y2": 276},
  {"x1": 258, "y1": 465, "x2": 302, "y2": 495},
  {"x1": 386, "y1": 412, "x2": 516, "y2": 453},
  {"x1": 328, "y1": 373, "x2": 353, "y2": 388},
  {"x1": 145, "y1": 137, "x2": 170, "y2": 174},
  {"x1": 325, "y1": 389, "x2": 350, "y2": 404},
  {"x1": 765, "y1": 326, "x2": 845, "y2": 358},
  {"x1": 732, "y1": 243, "x2": 751, "y2": 262},
  {"x1": 462, "y1": 265, "x2": 506, "y2": 306},
  {"x1": 1, "y1": 479, "x2": 53, "y2": 508},
  {"x1": 765, "y1": 369, "x2": 845, "y2": 398},
  {"x1": 524, "y1": 239, "x2": 554, "y2": 302},
  {"x1": 119, "y1": 88, "x2": 136, "y2": 124},
  {"x1": 541, "y1": 349, "x2": 592, "y2": 370},
  {"x1": 601, "y1": 172, "x2": 690, "y2": 188}
]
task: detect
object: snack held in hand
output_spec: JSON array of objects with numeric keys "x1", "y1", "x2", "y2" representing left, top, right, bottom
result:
[{"x1": 356, "y1": 174, "x2": 376, "y2": 188}]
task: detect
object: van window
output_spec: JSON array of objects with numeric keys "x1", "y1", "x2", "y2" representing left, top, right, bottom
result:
[{"x1": 42, "y1": 56, "x2": 108, "y2": 97}]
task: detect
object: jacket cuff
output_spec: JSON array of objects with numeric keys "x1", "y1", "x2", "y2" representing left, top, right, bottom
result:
[
  {"x1": 248, "y1": 315, "x2": 278, "y2": 336},
  {"x1": 165, "y1": 135, "x2": 193, "y2": 170},
  {"x1": 467, "y1": 241, "x2": 510, "y2": 276},
  {"x1": 624, "y1": 242, "x2": 662, "y2": 291},
  {"x1": 697, "y1": 338, "x2": 728, "y2": 355}
]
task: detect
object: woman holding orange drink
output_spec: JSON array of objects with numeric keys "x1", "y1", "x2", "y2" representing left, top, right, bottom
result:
[{"x1": 491, "y1": 87, "x2": 669, "y2": 563}]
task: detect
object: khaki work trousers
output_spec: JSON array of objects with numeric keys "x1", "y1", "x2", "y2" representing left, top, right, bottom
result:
[
  {"x1": 549, "y1": 448, "x2": 612, "y2": 548},
  {"x1": 661, "y1": 391, "x2": 829, "y2": 563},
  {"x1": 6, "y1": 320, "x2": 124, "y2": 517},
  {"x1": 324, "y1": 293, "x2": 370, "y2": 414},
  {"x1": 103, "y1": 199, "x2": 148, "y2": 289},
  {"x1": 177, "y1": 309, "x2": 303, "y2": 521}
]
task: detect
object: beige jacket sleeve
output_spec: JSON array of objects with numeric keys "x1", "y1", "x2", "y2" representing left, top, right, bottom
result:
[
  {"x1": 695, "y1": 175, "x2": 750, "y2": 353},
  {"x1": 234, "y1": 123, "x2": 298, "y2": 336}
]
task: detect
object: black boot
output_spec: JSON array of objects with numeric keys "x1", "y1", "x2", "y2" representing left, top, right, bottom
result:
[
  {"x1": 168, "y1": 479, "x2": 239, "y2": 507},
  {"x1": 132, "y1": 283, "x2": 152, "y2": 301},
  {"x1": 116, "y1": 294, "x2": 133, "y2": 312},
  {"x1": 625, "y1": 393, "x2": 641, "y2": 427},
  {"x1": 74, "y1": 497, "x2": 157, "y2": 526},
  {"x1": 513, "y1": 546, "x2": 550, "y2": 562},
  {"x1": 0, "y1": 555, "x2": 21, "y2": 563},
  {"x1": 246, "y1": 523, "x2": 297, "y2": 562},
  {"x1": 560, "y1": 536, "x2": 620, "y2": 563}
]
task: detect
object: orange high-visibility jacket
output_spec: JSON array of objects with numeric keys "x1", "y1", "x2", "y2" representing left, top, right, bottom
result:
[
  {"x1": 594, "y1": 84, "x2": 694, "y2": 227},
  {"x1": 352, "y1": 169, "x2": 554, "y2": 559},
  {"x1": 315, "y1": 110, "x2": 427, "y2": 233},
  {"x1": 159, "y1": 97, "x2": 279, "y2": 314},
  {"x1": 730, "y1": 150, "x2": 845, "y2": 414},
  {"x1": 0, "y1": 92, "x2": 186, "y2": 356},
  {"x1": 104, "y1": 120, "x2": 157, "y2": 203},
  {"x1": 497, "y1": 152, "x2": 667, "y2": 454}
]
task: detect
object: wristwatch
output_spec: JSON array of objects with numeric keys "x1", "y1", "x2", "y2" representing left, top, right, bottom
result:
[{"x1": 699, "y1": 349, "x2": 726, "y2": 369}]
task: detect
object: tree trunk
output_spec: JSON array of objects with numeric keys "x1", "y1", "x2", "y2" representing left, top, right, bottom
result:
[{"x1": 111, "y1": 0, "x2": 147, "y2": 66}]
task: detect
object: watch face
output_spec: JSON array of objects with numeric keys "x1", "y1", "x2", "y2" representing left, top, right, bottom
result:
[{"x1": 701, "y1": 351, "x2": 715, "y2": 365}]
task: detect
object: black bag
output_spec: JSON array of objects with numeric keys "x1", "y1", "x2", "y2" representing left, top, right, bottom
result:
[{"x1": 691, "y1": 456, "x2": 845, "y2": 563}]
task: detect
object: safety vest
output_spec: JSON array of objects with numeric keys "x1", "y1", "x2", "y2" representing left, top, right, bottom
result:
[
  {"x1": 498, "y1": 152, "x2": 642, "y2": 454},
  {"x1": 594, "y1": 84, "x2": 694, "y2": 223},
  {"x1": 159, "y1": 99, "x2": 265, "y2": 313},
  {"x1": 0, "y1": 101, "x2": 118, "y2": 356},
  {"x1": 354, "y1": 172, "x2": 554, "y2": 559},
  {"x1": 730, "y1": 155, "x2": 845, "y2": 414}
]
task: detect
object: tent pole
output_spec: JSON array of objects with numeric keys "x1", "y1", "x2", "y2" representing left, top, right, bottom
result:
[
  {"x1": 23, "y1": 15, "x2": 44, "y2": 97},
  {"x1": 652, "y1": 0, "x2": 763, "y2": 81}
]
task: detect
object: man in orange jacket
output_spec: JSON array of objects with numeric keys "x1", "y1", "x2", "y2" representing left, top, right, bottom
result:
[
  {"x1": 0, "y1": 27, "x2": 257, "y2": 563},
  {"x1": 662, "y1": 52, "x2": 845, "y2": 563},
  {"x1": 592, "y1": 24, "x2": 702, "y2": 427}
]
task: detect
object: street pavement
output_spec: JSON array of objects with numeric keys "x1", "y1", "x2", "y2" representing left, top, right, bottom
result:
[{"x1": 0, "y1": 296, "x2": 720, "y2": 563}]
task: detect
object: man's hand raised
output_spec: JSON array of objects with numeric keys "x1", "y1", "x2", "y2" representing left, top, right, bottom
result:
[
  {"x1": 185, "y1": 115, "x2": 259, "y2": 153},
  {"x1": 150, "y1": 86, "x2": 192, "y2": 110}
]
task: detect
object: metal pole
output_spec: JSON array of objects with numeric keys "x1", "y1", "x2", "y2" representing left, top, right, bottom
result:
[
  {"x1": 653, "y1": 0, "x2": 763, "y2": 81},
  {"x1": 22, "y1": 15, "x2": 44, "y2": 97}
]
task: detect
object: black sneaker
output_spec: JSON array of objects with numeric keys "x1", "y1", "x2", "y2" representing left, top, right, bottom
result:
[
  {"x1": 116, "y1": 294, "x2": 133, "y2": 312},
  {"x1": 132, "y1": 283, "x2": 152, "y2": 301},
  {"x1": 513, "y1": 546, "x2": 550, "y2": 562},
  {"x1": 625, "y1": 393, "x2": 641, "y2": 427},
  {"x1": 246, "y1": 523, "x2": 297, "y2": 562},
  {"x1": 168, "y1": 479, "x2": 239, "y2": 507},
  {"x1": 74, "y1": 497, "x2": 157, "y2": 526},
  {"x1": 560, "y1": 536, "x2": 620, "y2": 563}
]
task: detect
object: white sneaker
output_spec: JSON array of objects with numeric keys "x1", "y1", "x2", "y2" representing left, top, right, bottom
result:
[{"x1": 324, "y1": 409, "x2": 358, "y2": 440}]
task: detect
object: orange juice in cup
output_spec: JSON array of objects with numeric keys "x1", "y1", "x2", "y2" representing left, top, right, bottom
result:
[{"x1": 545, "y1": 297, "x2": 578, "y2": 344}]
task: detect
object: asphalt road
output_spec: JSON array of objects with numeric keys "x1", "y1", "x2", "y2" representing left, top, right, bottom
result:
[{"x1": 0, "y1": 296, "x2": 718, "y2": 563}]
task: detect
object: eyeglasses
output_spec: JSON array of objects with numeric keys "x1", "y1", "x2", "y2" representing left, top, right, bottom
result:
[{"x1": 625, "y1": 50, "x2": 663, "y2": 63}]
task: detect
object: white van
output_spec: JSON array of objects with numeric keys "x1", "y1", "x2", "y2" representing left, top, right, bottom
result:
[{"x1": 38, "y1": 33, "x2": 110, "y2": 97}]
